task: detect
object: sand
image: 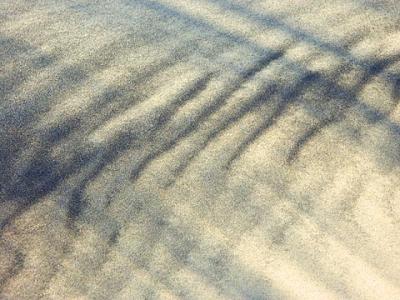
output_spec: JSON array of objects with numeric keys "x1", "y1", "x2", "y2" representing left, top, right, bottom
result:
[{"x1": 1, "y1": 0, "x2": 400, "y2": 299}]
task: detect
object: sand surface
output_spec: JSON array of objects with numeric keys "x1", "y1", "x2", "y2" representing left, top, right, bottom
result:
[{"x1": 1, "y1": 0, "x2": 400, "y2": 299}]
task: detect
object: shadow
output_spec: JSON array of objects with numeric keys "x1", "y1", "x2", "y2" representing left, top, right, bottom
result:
[{"x1": 130, "y1": 0, "x2": 400, "y2": 176}]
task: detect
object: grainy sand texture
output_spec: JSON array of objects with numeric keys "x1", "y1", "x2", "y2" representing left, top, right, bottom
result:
[{"x1": 1, "y1": 0, "x2": 400, "y2": 299}]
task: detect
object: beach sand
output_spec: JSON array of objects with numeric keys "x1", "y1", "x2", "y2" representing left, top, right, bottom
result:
[{"x1": 1, "y1": 0, "x2": 400, "y2": 299}]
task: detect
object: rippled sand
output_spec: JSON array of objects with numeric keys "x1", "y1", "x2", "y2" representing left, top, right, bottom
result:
[{"x1": 1, "y1": 1, "x2": 400, "y2": 299}]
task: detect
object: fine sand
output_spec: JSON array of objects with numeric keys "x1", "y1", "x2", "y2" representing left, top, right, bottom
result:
[{"x1": 1, "y1": 0, "x2": 400, "y2": 299}]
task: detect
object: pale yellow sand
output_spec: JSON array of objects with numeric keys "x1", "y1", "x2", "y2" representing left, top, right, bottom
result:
[{"x1": 1, "y1": 0, "x2": 400, "y2": 299}]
